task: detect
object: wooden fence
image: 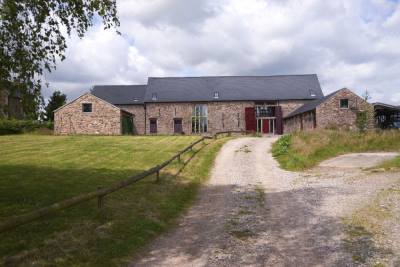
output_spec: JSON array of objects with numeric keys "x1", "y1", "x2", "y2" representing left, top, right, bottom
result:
[{"x1": 0, "y1": 131, "x2": 251, "y2": 233}]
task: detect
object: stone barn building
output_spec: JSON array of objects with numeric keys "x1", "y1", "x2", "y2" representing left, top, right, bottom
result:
[
  {"x1": 284, "y1": 88, "x2": 374, "y2": 133},
  {"x1": 54, "y1": 74, "x2": 372, "y2": 135}
]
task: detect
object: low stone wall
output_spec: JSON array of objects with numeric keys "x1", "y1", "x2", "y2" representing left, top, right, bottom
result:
[{"x1": 54, "y1": 93, "x2": 122, "y2": 135}]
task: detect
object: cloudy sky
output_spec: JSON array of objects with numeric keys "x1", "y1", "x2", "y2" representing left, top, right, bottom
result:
[{"x1": 45, "y1": 0, "x2": 400, "y2": 105}]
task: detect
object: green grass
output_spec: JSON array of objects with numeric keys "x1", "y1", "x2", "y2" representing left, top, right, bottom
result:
[
  {"x1": 0, "y1": 135, "x2": 229, "y2": 266},
  {"x1": 343, "y1": 186, "x2": 400, "y2": 265},
  {"x1": 272, "y1": 130, "x2": 400, "y2": 171},
  {"x1": 378, "y1": 156, "x2": 400, "y2": 170}
]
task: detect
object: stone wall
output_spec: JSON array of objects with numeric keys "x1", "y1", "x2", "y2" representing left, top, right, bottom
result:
[
  {"x1": 116, "y1": 105, "x2": 146, "y2": 134},
  {"x1": 279, "y1": 99, "x2": 312, "y2": 118},
  {"x1": 316, "y1": 88, "x2": 374, "y2": 130},
  {"x1": 54, "y1": 93, "x2": 122, "y2": 135},
  {"x1": 284, "y1": 110, "x2": 316, "y2": 133},
  {"x1": 284, "y1": 88, "x2": 374, "y2": 133},
  {"x1": 145, "y1": 102, "x2": 254, "y2": 135},
  {"x1": 145, "y1": 103, "x2": 193, "y2": 134},
  {"x1": 208, "y1": 102, "x2": 254, "y2": 133}
]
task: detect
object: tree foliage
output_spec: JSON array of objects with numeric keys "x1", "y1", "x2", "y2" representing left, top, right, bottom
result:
[
  {"x1": 44, "y1": 90, "x2": 66, "y2": 121},
  {"x1": 0, "y1": 0, "x2": 119, "y2": 109}
]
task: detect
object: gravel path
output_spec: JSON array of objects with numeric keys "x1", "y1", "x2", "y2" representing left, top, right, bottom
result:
[{"x1": 132, "y1": 137, "x2": 400, "y2": 267}]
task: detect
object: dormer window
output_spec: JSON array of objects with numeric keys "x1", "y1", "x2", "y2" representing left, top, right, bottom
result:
[
  {"x1": 213, "y1": 91, "x2": 219, "y2": 99},
  {"x1": 152, "y1": 93, "x2": 158, "y2": 101}
]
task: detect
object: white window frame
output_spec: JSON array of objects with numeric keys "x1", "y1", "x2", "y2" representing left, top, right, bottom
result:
[{"x1": 192, "y1": 104, "x2": 208, "y2": 133}]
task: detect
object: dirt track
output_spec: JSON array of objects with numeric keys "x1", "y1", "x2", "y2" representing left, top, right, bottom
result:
[{"x1": 132, "y1": 137, "x2": 399, "y2": 267}]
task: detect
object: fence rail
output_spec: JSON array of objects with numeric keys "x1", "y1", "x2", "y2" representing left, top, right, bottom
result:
[{"x1": 0, "y1": 131, "x2": 251, "y2": 233}]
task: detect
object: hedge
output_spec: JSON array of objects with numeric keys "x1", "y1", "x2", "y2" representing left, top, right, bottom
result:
[{"x1": 0, "y1": 120, "x2": 53, "y2": 135}]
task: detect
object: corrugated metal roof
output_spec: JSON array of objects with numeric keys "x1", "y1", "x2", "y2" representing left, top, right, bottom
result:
[
  {"x1": 144, "y1": 74, "x2": 323, "y2": 102},
  {"x1": 373, "y1": 102, "x2": 400, "y2": 111},
  {"x1": 91, "y1": 85, "x2": 146, "y2": 105}
]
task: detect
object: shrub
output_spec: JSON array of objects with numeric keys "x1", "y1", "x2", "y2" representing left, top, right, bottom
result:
[
  {"x1": 0, "y1": 119, "x2": 52, "y2": 135},
  {"x1": 356, "y1": 111, "x2": 368, "y2": 133},
  {"x1": 272, "y1": 134, "x2": 292, "y2": 156}
]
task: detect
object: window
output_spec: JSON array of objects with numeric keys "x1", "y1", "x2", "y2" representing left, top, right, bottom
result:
[
  {"x1": 192, "y1": 105, "x2": 208, "y2": 133},
  {"x1": 174, "y1": 118, "x2": 183, "y2": 134},
  {"x1": 152, "y1": 93, "x2": 158, "y2": 101},
  {"x1": 149, "y1": 118, "x2": 157, "y2": 133},
  {"x1": 133, "y1": 97, "x2": 139, "y2": 102},
  {"x1": 213, "y1": 91, "x2": 219, "y2": 99},
  {"x1": 82, "y1": 103, "x2": 92, "y2": 112},
  {"x1": 340, "y1": 99, "x2": 349, "y2": 109},
  {"x1": 309, "y1": 90, "x2": 317, "y2": 97},
  {"x1": 255, "y1": 105, "x2": 275, "y2": 117}
]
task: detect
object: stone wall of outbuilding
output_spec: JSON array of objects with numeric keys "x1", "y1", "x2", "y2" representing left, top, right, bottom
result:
[
  {"x1": 283, "y1": 88, "x2": 375, "y2": 133},
  {"x1": 284, "y1": 110, "x2": 316, "y2": 133},
  {"x1": 54, "y1": 93, "x2": 122, "y2": 135},
  {"x1": 116, "y1": 104, "x2": 146, "y2": 135},
  {"x1": 316, "y1": 88, "x2": 374, "y2": 130}
]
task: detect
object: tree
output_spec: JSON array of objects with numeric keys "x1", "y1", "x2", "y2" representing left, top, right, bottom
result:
[
  {"x1": 362, "y1": 89, "x2": 371, "y2": 102},
  {"x1": 44, "y1": 90, "x2": 66, "y2": 121},
  {"x1": 356, "y1": 89, "x2": 372, "y2": 133},
  {"x1": 0, "y1": 0, "x2": 119, "y2": 112}
]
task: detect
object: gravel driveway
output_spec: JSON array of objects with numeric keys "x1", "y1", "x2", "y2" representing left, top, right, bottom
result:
[{"x1": 132, "y1": 137, "x2": 400, "y2": 267}]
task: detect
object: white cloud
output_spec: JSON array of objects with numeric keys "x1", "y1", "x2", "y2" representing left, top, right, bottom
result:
[{"x1": 46, "y1": 0, "x2": 400, "y2": 105}]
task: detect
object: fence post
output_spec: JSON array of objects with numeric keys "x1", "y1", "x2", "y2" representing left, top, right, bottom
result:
[
  {"x1": 97, "y1": 187, "x2": 104, "y2": 209},
  {"x1": 178, "y1": 154, "x2": 181, "y2": 163},
  {"x1": 156, "y1": 170, "x2": 160, "y2": 182}
]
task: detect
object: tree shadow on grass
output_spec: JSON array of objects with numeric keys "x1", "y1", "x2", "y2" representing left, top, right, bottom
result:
[{"x1": 0, "y1": 163, "x2": 201, "y2": 266}]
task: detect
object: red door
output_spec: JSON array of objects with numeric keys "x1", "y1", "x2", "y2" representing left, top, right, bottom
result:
[
  {"x1": 262, "y1": 119, "x2": 269, "y2": 133},
  {"x1": 245, "y1": 107, "x2": 256, "y2": 132}
]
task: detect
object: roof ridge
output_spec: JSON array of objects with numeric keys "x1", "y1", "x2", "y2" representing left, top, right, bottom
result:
[
  {"x1": 93, "y1": 84, "x2": 146, "y2": 87},
  {"x1": 148, "y1": 74, "x2": 318, "y2": 79}
]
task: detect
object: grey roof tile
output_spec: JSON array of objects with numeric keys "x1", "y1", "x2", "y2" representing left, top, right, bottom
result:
[
  {"x1": 91, "y1": 85, "x2": 146, "y2": 105},
  {"x1": 285, "y1": 90, "x2": 339, "y2": 118},
  {"x1": 144, "y1": 74, "x2": 323, "y2": 102}
]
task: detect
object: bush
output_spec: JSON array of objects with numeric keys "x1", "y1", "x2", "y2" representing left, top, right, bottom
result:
[
  {"x1": 272, "y1": 134, "x2": 292, "y2": 156},
  {"x1": 0, "y1": 119, "x2": 53, "y2": 135},
  {"x1": 356, "y1": 111, "x2": 368, "y2": 133}
]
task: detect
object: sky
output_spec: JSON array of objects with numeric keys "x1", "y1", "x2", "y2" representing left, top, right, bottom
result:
[{"x1": 45, "y1": 0, "x2": 400, "y2": 105}]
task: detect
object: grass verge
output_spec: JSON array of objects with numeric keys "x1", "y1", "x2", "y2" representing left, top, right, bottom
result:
[
  {"x1": 343, "y1": 186, "x2": 400, "y2": 265},
  {"x1": 272, "y1": 130, "x2": 400, "y2": 171},
  {"x1": 0, "y1": 135, "x2": 229, "y2": 266}
]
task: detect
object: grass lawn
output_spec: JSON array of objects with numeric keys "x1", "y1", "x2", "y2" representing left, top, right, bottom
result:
[
  {"x1": 272, "y1": 130, "x2": 400, "y2": 171},
  {"x1": 0, "y1": 135, "x2": 229, "y2": 266}
]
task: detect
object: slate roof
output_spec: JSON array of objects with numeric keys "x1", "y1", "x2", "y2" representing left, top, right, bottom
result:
[
  {"x1": 285, "y1": 90, "x2": 339, "y2": 118},
  {"x1": 144, "y1": 74, "x2": 323, "y2": 102},
  {"x1": 91, "y1": 85, "x2": 146, "y2": 105}
]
